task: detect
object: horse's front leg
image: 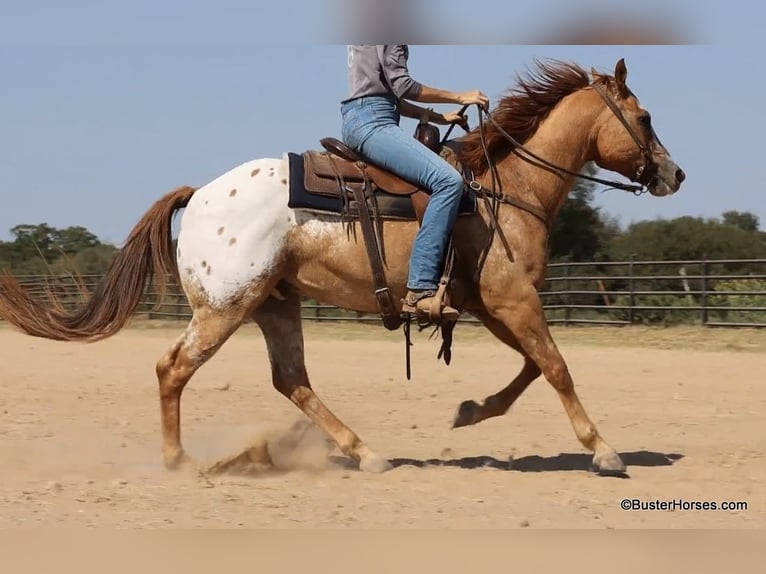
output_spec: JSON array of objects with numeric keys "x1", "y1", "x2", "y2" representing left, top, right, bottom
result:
[
  {"x1": 452, "y1": 310, "x2": 542, "y2": 428},
  {"x1": 483, "y1": 287, "x2": 626, "y2": 474}
]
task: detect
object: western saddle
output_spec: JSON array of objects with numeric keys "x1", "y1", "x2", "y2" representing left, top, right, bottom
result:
[{"x1": 299, "y1": 120, "x2": 471, "y2": 351}]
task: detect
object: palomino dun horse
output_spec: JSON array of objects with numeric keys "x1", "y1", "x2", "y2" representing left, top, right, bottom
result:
[{"x1": 0, "y1": 58, "x2": 684, "y2": 476}]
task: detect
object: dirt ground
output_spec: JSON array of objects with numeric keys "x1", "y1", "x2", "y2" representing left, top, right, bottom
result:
[{"x1": 1, "y1": 321, "x2": 764, "y2": 528}]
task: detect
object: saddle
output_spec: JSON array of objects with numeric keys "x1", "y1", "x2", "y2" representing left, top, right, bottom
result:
[{"x1": 298, "y1": 120, "x2": 471, "y2": 338}]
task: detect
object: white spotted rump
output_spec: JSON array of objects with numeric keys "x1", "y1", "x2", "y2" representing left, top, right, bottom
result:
[{"x1": 176, "y1": 155, "x2": 296, "y2": 308}]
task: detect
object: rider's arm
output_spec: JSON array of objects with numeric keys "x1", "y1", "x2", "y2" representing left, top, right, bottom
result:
[
  {"x1": 378, "y1": 45, "x2": 489, "y2": 111},
  {"x1": 378, "y1": 46, "x2": 489, "y2": 109},
  {"x1": 378, "y1": 45, "x2": 463, "y2": 104},
  {"x1": 410, "y1": 85, "x2": 489, "y2": 109},
  {"x1": 378, "y1": 45, "x2": 423, "y2": 100},
  {"x1": 406, "y1": 85, "x2": 464, "y2": 104}
]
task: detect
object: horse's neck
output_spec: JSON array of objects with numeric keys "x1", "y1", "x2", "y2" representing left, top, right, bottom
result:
[{"x1": 492, "y1": 90, "x2": 599, "y2": 222}]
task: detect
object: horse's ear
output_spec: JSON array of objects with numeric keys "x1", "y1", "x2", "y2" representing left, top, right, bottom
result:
[{"x1": 614, "y1": 58, "x2": 629, "y2": 97}]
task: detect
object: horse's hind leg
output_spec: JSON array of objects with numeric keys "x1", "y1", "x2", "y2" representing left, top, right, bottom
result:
[
  {"x1": 155, "y1": 305, "x2": 244, "y2": 469},
  {"x1": 252, "y1": 290, "x2": 392, "y2": 473}
]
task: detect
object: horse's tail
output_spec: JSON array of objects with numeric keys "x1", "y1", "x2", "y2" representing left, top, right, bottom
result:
[{"x1": 0, "y1": 185, "x2": 197, "y2": 342}]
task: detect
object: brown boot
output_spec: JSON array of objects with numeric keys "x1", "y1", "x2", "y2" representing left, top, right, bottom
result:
[{"x1": 401, "y1": 289, "x2": 460, "y2": 323}]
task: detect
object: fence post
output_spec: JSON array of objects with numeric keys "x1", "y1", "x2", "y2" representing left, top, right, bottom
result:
[
  {"x1": 564, "y1": 263, "x2": 571, "y2": 327},
  {"x1": 700, "y1": 259, "x2": 709, "y2": 326},
  {"x1": 628, "y1": 255, "x2": 635, "y2": 325}
]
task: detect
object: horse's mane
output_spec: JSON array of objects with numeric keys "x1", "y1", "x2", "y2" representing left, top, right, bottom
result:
[{"x1": 456, "y1": 59, "x2": 592, "y2": 175}]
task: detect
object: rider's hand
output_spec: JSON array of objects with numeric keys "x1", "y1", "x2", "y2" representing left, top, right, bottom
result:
[
  {"x1": 441, "y1": 110, "x2": 469, "y2": 130},
  {"x1": 456, "y1": 90, "x2": 489, "y2": 111}
]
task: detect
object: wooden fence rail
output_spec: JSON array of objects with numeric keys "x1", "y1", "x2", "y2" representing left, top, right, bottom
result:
[{"x1": 5, "y1": 258, "x2": 766, "y2": 328}]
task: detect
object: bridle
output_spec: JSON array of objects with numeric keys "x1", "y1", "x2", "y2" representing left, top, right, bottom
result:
[
  {"x1": 590, "y1": 81, "x2": 659, "y2": 190},
  {"x1": 440, "y1": 77, "x2": 660, "y2": 276},
  {"x1": 443, "y1": 79, "x2": 659, "y2": 200}
]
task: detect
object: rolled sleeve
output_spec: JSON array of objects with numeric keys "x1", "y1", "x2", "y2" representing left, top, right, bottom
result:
[{"x1": 378, "y1": 45, "x2": 422, "y2": 99}]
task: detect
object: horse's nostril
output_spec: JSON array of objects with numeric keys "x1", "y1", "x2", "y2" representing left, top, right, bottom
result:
[{"x1": 675, "y1": 168, "x2": 686, "y2": 184}]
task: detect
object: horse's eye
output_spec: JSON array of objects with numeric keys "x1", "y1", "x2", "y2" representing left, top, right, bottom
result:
[{"x1": 639, "y1": 114, "x2": 652, "y2": 127}]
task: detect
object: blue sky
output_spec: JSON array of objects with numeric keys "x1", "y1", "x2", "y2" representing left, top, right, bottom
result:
[{"x1": 1, "y1": 1, "x2": 763, "y2": 243}]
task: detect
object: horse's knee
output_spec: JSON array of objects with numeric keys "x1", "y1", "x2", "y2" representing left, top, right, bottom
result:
[
  {"x1": 543, "y1": 359, "x2": 572, "y2": 392},
  {"x1": 271, "y1": 364, "x2": 309, "y2": 398},
  {"x1": 156, "y1": 344, "x2": 197, "y2": 397},
  {"x1": 156, "y1": 343, "x2": 181, "y2": 382}
]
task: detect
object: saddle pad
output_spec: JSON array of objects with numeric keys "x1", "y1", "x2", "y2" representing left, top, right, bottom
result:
[
  {"x1": 286, "y1": 152, "x2": 476, "y2": 221},
  {"x1": 303, "y1": 150, "x2": 366, "y2": 198}
]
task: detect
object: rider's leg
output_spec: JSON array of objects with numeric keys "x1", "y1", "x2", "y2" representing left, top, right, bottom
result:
[{"x1": 340, "y1": 96, "x2": 464, "y2": 319}]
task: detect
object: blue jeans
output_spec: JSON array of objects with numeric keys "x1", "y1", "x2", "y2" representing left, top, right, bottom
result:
[{"x1": 340, "y1": 95, "x2": 464, "y2": 291}]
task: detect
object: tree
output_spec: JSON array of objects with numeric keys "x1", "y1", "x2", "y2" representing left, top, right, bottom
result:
[
  {"x1": 608, "y1": 215, "x2": 766, "y2": 262},
  {"x1": 53, "y1": 226, "x2": 101, "y2": 254},
  {"x1": 7, "y1": 223, "x2": 58, "y2": 265},
  {"x1": 0, "y1": 223, "x2": 116, "y2": 275},
  {"x1": 604, "y1": 214, "x2": 766, "y2": 325},
  {"x1": 721, "y1": 210, "x2": 760, "y2": 233}
]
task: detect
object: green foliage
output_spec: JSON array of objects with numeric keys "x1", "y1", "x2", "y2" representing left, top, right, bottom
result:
[
  {"x1": 548, "y1": 169, "x2": 764, "y2": 267},
  {"x1": 722, "y1": 210, "x2": 760, "y2": 233},
  {"x1": 709, "y1": 279, "x2": 766, "y2": 323},
  {"x1": 0, "y1": 203, "x2": 764, "y2": 328},
  {"x1": 607, "y1": 215, "x2": 766, "y2": 262},
  {"x1": 610, "y1": 293, "x2": 698, "y2": 326},
  {"x1": 0, "y1": 223, "x2": 117, "y2": 276}
]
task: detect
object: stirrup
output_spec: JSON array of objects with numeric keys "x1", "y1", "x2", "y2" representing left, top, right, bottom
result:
[{"x1": 401, "y1": 288, "x2": 460, "y2": 326}]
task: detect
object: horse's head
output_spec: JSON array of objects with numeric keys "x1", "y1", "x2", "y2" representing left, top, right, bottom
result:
[{"x1": 590, "y1": 58, "x2": 685, "y2": 197}]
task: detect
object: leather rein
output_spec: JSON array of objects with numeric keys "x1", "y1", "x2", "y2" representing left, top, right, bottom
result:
[
  {"x1": 445, "y1": 81, "x2": 657, "y2": 196},
  {"x1": 439, "y1": 79, "x2": 658, "y2": 275}
]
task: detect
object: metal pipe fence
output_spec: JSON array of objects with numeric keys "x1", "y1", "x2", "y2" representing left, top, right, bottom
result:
[{"x1": 6, "y1": 258, "x2": 766, "y2": 328}]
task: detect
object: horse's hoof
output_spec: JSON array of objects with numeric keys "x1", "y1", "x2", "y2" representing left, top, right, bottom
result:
[
  {"x1": 592, "y1": 449, "x2": 627, "y2": 476},
  {"x1": 452, "y1": 400, "x2": 481, "y2": 428},
  {"x1": 163, "y1": 450, "x2": 192, "y2": 471},
  {"x1": 359, "y1": 454, "x2": 393, "y2": 473}
]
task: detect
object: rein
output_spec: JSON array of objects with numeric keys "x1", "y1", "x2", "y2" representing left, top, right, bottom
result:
[
  {"x1": 445, "y1": 83, "x2": 655, "y2": 198},
  {"x1": 440, "y1": 79, "x2": 658, "y2": 278}
]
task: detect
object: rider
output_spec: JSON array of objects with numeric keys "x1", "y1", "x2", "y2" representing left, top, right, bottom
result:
[{"x1": 340, "y1": 45, "x2": 489, "y2": 320}]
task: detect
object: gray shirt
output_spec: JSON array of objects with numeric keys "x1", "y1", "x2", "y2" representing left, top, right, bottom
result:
[{"x1": 343, "y1": 45, "x2": 423, "y2": 103}]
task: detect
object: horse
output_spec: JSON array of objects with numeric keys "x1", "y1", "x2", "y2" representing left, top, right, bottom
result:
[{"x1": 0, "y1": 58, "x2": 685, "y2": 476}]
